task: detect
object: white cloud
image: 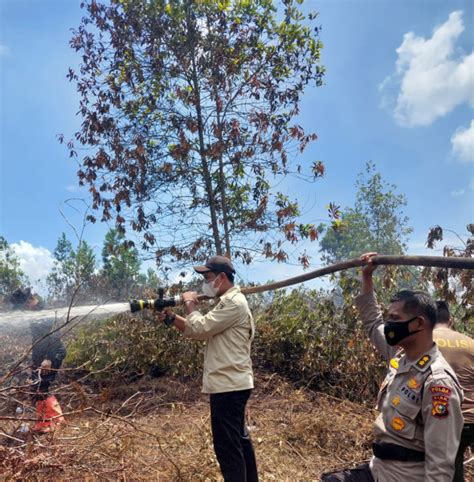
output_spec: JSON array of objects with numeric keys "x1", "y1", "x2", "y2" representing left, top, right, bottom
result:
[
  {"x1": 451, "y1": 120, "x2": 474, "y2": 162},
  {"x1": 450, "y1": 188, "x2": 465, "y2": 197},
  {"x1": 11, "y1": 241, "x2": 54, "y2": 291},
  {"x1": 380, "y1": 11, "x2": 474, "y2": 127},
  {"x1": 0, "y1": 44, "x2": 10, "y2": 57}
]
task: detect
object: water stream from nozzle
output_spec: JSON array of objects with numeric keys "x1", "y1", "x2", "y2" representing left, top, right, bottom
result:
[{"x1": 0, "y1": 302, "x2": 131, "y2": 329}]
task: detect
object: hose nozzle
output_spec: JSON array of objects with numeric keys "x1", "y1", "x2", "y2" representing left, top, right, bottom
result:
[{"x1": 129, "y1": 288, "x2": 182, "y2": 313}]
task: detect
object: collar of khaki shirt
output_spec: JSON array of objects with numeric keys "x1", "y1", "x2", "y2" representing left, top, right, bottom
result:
[
  {"x1": 217, "y1": 285, "x2": 241, "y2": 302},
  {"x1": 395, "y1": 343, "x2": 439, "y2": 375}
]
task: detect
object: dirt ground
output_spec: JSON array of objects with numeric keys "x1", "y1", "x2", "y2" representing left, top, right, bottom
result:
[
  {"x1": 1, "y1": 372, "x2": 472, "y2": 481},
  {"x1": 0, "y1": 320, "x2": 473, "y2": 481},
  {"x1": 1, "y1": 372, "x2": 376, "y2": 481}
]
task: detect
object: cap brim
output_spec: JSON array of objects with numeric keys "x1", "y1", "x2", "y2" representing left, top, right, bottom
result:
[{"x1": 194, "y1": 265, "x2": 212, "y2": 273}]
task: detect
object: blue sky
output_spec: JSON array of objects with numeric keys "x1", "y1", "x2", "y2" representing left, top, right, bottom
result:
[{"x1": 1, "y1": 0, "x2": 473, "y2": 290}]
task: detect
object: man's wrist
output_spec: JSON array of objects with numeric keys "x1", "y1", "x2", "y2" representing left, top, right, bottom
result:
[{"x1": 164, "y1": 312, "x2": 176, "y2": 326}]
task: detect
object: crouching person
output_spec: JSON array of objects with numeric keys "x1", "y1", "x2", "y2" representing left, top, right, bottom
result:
[
  {"x1": 322, "y1": 253, "x2": 463, "y2": 481},
  {"x1": 30, "y1": 318, "x2": 66, "y2": 433}
]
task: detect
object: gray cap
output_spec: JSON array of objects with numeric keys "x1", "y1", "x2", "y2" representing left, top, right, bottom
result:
[{"x1": 193, "y1": 256, "x2": 235, "y2": 275}]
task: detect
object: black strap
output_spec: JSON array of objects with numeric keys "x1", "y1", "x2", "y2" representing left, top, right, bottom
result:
[{"x1": 373, "y1": 441, "x2": 425, "y2": 462}]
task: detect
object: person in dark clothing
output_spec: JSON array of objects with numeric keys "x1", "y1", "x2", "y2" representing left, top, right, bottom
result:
[
  {"x1": 9, "y1": 288, "x2": 66, "y2": 431},
  {"x1": 30, "y1": 319, "x2": 66, "y2": 400}
]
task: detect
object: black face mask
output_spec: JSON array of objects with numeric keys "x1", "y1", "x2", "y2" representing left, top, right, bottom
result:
[{"x1": 384, "y1": 316, "x2": 422, "y2": 346}]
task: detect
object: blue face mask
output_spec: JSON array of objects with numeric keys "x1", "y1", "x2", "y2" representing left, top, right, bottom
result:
[{"x1": 384, "y1": 316, "x2": 422, "y2": 346}]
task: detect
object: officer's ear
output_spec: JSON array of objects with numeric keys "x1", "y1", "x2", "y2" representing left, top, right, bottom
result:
[{"x1": 416, "y1": 315, "x2": 431, "y2": 332}]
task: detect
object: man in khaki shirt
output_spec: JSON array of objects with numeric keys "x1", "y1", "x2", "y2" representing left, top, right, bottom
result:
[
  {"x1": 159, "y1": 256, "x2": 258, "y2": 482},
  {"x1": 434, "y1": 300, "x2": 473, "y2": 482},
  {"x1": 322, "y1": 253, "x2": 463, "y2": 482}
]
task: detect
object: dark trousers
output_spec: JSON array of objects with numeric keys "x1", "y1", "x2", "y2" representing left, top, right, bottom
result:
[
  {"x1": 210, "y1": 389, "x2": 258, "y2": 482},
  {"x1": 31, "y1": 369, "x2": 57, "y2": 402},
  {"x1": 321, "y1": 463, "x2": 374, "y2": 482},
  {"x1": 454, "y1": 423, "x2": 474, "y2": 482}
]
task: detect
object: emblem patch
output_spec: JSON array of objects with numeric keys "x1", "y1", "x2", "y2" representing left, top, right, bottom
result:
[
  {"x1": 431, "y1": 395, "x2": 449, "y2": 418},
  {"x1": 407, "y1": 378, "x2": 420, "y2": 389},
  {"x1": 416, "y1": 355, "x2": 431, "y2": 368},
  {"x1": 391, "y1": 395, "x2": 401, "y2": 407},
  {"x1": 391, "y1": 417, "x2": 405, "y2": 431},
  {"x1": 390, "y1": 358, "x2": 399, "y2": 369}
]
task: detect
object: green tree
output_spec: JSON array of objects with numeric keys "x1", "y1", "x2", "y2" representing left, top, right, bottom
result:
[
  {"x1": 101, "y1": 229, "x2": 141, "y2": 299},
  {"x1": 320, "y1": 162, "x2": 412, "y2": 263},
  {"x1": 0, "y1": 236, "x2": 29, "y2": 298},
  {"x1": 47, "y1": 233, "x2": 97, "y2": 304},
  {"x1": 64, "y1": 0, "x2": 326, "y2": 270},
  {"x1": 423, "y1": 223, "x2": 473, "y2": 330},
  {"x1": 319, "y1": 163, "x2": 415, "y2": 302}
]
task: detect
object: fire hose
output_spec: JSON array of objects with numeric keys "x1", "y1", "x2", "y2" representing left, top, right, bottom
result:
[{"x1": 129, "y1": 254, "x2": 473, "y2": 313}]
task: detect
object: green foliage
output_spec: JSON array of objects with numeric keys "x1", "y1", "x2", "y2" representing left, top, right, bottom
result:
[
  {"x1": 423, "y1": 223, "x2": 473, "y2": 331},
  {"x1": 320, "y1": 162, "x2": 412, "y2": 263},
  {"x1": 319, "y1": 162, "x2": 418, "y2": 302},
  {"x1": 66, "y1": 312, "x2": 203, "y2": 380},
  {"x1": 47, "y1": 233, "x2": 97, "y2": 304},
  {"x1": 0, "y1": 236, "x2": 29, "y2": 298},
  {"x1": 253, "y1": 287, "x2": 386, "y2": 401},
  {"x1": 101, "y1": 229, "x2": 142, "y2": 299}
]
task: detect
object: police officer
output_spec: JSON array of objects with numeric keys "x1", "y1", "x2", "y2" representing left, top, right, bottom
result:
[
  {"x1": 434, "y1": 301, "x2": 473, "y2": 482},
  {"x1": 322, "y1": 252, "x2": 463, "y2": 482}
]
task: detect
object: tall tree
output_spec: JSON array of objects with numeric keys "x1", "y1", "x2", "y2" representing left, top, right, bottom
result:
[
  {"x1": 65, "y1": 0, "x2": 325, "y2": 269},
  {"x1": 320, "y1": 162, "x2": 412, "y2": 264},
  {"x1": 423, "y1": 223, "x2": 473, "y2": 328},
  {"x1": 101, "y1": 228, "x2": 141, "y2": 299},
  {"x1": 0, "y1": 236, "x2": 29, "y2": 298},
  {"x1": 47, "y1": 233, "x2": 97, "y2": 304}
]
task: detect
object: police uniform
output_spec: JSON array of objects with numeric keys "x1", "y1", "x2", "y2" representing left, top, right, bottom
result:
[{"x1": 356, "y1": 292, "x2": 464, "y2": 482}]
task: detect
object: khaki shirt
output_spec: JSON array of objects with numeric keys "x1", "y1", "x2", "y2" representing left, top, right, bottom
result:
[
  {"x1": 356, "y1": 293, "x2": 463, "y2": 482},
  {"x1": 184, "y1": 286, "x2": 254, "y2": 394},
  {"x1": 434, "y1": 326, "x2": 474, "y2": 423}
]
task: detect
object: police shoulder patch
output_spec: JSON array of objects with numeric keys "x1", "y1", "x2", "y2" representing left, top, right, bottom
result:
[
  {"x1": 430, "y1": 385, "x2": 452, "y2": 396},
  {"x1": 431, "y1": 395, "x2": 450, "y2": 418}
]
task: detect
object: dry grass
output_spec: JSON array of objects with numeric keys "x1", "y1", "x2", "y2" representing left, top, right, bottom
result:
[
  {"x1": 0, "y1": 327, "x2": 472, "y2": 481},
  {"x1": 1, "y1": 373, "x2": 380, "y2": 481}
]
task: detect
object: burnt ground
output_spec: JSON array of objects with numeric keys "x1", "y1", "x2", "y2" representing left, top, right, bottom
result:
[{"x1": 0, "y1": 321, "x2": 472, "y2": 481}]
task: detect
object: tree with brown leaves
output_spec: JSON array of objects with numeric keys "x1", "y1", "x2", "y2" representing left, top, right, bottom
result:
[{"x1": 63, "y1": 0, "x2": 326, "y2": 271}]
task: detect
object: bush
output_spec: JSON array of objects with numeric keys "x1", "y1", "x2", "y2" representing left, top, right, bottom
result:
[
  {"x1": 66, "y1": 287, "x2": 386, "y2": 403},
  {"x1": 66, "y1": 311, "x2": 203, "y2": 381},
  {"x1": 253, "y1": 287, "x2": 386, "y2": 402}
]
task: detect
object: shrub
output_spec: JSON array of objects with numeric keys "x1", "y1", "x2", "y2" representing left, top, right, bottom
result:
[
  {"x1": 66, "y1": 287, "x2": 386, "y2": 403},
  {"x1": 66, "y1": 311, "x2": 203, "y2": 381},
  {"x1": 253, "y1": 287, "x2": 386, "y2": 402}
]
